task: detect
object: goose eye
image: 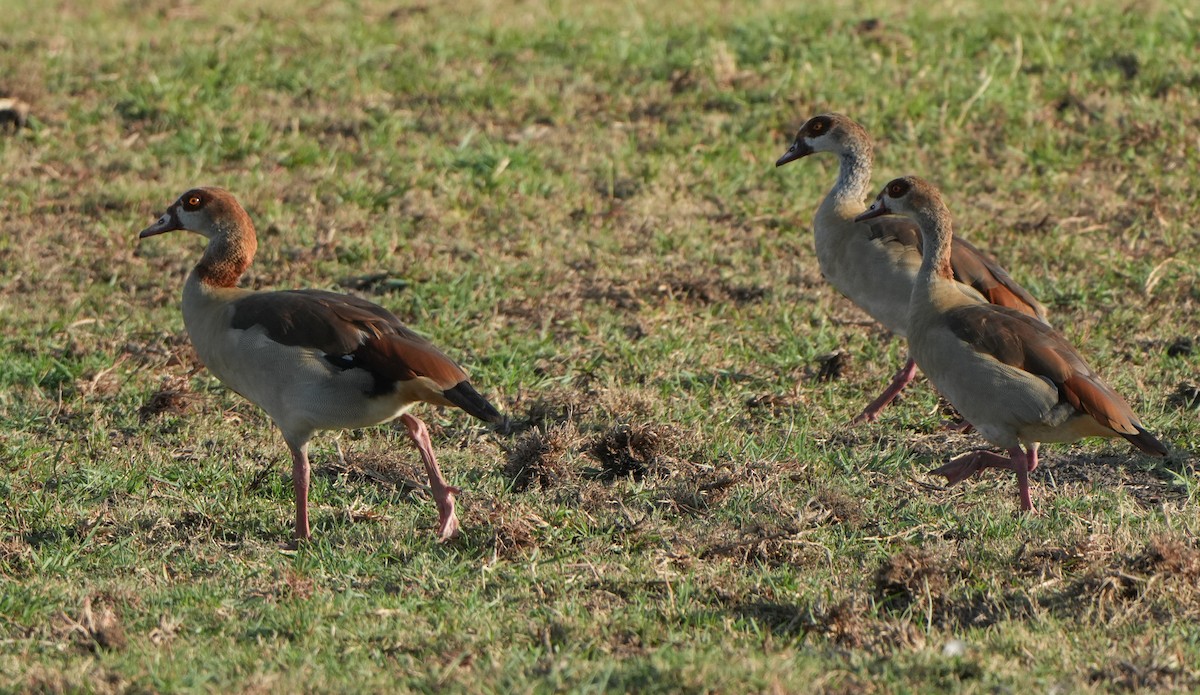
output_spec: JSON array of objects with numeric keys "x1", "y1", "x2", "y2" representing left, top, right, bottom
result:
[
  {"x1": 888, "y1": 182, "x2": 905, "y2": 197},
  {"x1": 185, "y1": 195, "x2": 202, "y2": 209}
]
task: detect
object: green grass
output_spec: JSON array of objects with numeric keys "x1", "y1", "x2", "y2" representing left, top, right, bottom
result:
[{"x1": 1, "y1": 0, "x2": 1199, "y2": 691}]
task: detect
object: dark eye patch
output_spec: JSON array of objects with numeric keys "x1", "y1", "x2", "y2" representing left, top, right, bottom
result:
[
  {"x1": 887, "y1": 179, "x2": 910, "y2": 197},
  {"x1": 182, "y1": 191, "x2": 205, "y2": 210}
]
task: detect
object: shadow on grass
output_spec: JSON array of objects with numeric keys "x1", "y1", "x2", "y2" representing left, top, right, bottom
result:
[{"x1": 1039, "y1": 450, "x2": 1194, "y2": 508}]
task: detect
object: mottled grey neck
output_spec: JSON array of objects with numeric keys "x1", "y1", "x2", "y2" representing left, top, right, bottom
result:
[
  {"x1": 916, "y1": 203, "x2": 955, "y2": 281},
  {"x1": 829, "y1": 141, "x2": 874, "y2": 206}
]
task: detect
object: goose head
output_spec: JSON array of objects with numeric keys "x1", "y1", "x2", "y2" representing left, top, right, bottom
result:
[
  {"x1": 139, "y1": 187, "x2": 252, "y2": 241},
  {"x1": 775, "y1": 113, "x2": 869, "y2": 167},
  {"x1": 854, "y1": 176, "x2": 943, "y2": 223}
]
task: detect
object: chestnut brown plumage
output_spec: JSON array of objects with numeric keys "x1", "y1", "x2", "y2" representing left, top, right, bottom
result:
[
  {"x1": 856, "y1": 175, "x2": 1166, "y2": 511},
  {"x1": 776, "y1": 113, "x2": 1045, "y2": 423},
  {"x1": 139, "y1": 187, "x2": 500, "y2": 542}
]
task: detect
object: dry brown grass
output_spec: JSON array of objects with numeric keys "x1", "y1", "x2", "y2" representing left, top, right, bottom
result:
[{"x1": 2, "y1": 0, "x2": 1198, "y2": 691}]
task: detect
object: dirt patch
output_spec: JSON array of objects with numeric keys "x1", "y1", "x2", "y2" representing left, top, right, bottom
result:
[
  {"x1": 315, "y1": 448, "x2": 425, "y2": 496},
  {"x1": 658, "y1": 474, "x2": 738, "y2": 516},
  {"x1": 496, "y1": 390, "x2": 587, "y2": 437},
  {"x1": 503, "y1": 421, "x2": 583, "y2": 492},
  {"x1": 245, "y1": 569, "x2": 316, "y2": 603},
  {"x1": 1090, "y1": 653, "x2": 1198, "y2": 692},
  {"x1": 813, "y1": 350, "x2": 851, "y2": 382},
  {"x1": 24, "y1": 666, "x2": 126, "y2": 695},
  {"x1": 1044, "y1": 534, "x2": 1200, "y2": 622},
  {"x1": 1129, "y1": 535, "x2": 1200, "y2": 581},
  {"x1": 485, "y1": 503, "x2": 543, "y2": 558},
  {"x1": 581, "y1": 278, "x2": 642, "y2": 311},
  {"x1": 58, "y1": 595, "x2": 127, "y2": 653},
  {"x1": 817, "y1": 598, "x2": 872, "y2": 648},
  {"x1": 588, "y1": 423, "x2": 684, "y2": 481},
  {"x1": 809, "y1": 485, "x2": 866, "y2": 528},
  {"x1": 744, "y1": 392, "x2": 803, "y2": 416},
  {"x1": 142, "y1": 509, "x2": 217, "y2": 544},
  {"x1": 938, "y1": 590, "x2": 1036, "y2": 631},
  {"x1": 1017, "y1": 534, "x2": 1114, "y2": 578},
  {"x1": 138, "y1": 375, "x2": 194, "y2": 421},
  {"x1": 808, "y1": 598, "x2": 924, "y2": 653},
  {"x1": 874, "y1": 547, "x2": 950, "y2": 613},
  {"x1": 652, "y1": 275, "x2": 769, "y2": 306},
  {"x1": 698, "y1": 521, "x2": 822, "y2": 568}
]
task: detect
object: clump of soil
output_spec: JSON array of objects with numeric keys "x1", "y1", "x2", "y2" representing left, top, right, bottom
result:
[
  {"x1": 503, "y1": 421, "x2": 582, "y2": 492},
  {"x1": 61, "y1": 596, "x2": 127, "y2": 653},
  {"x1": 814, "y1": 350, "x2": 851, "y2": 382},
  {"x1": 589, "y1": 423, "x2": 680, "y2": 480},
  {"x1": 1130, "y1": 535, "x2": 1200, "y2": 581},
  {"x1": 654, "y1": 276, "x2": 769, "y2": 306},
  {"x1": 138, "y1": 376, "x2": 194, "y2": 421},
  {"x1": 874, "y1": 547, "x2": 949, "y2": 612},
  {"x1": 810, "y1": 485, "x2": 866, "y2": 528},
  {"x1": 487, "y1": 503, "x2": 543, "y2": 558}
]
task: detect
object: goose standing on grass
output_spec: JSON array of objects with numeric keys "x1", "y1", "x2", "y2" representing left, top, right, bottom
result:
[
  {"x1": 139, "y1": 187, "x2": 502, "y2": 542},
  {"x1": 855, "y1": 176, "x2": 1167, "y2": 511},
  {"x1": 776, "y1": 114, "x2": 1047, "y2": 423}
]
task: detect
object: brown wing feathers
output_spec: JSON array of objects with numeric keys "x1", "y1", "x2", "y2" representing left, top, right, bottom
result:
[
  {"x1": 867, "y1": 217, "x2": 1045, "y2": 321},
  {"x1": 230, "y1": 290, "x2": 500, "y2": 422},
  {"x1": 949, "y1": 237, "x2": 1046, "y2": 321},
  {"x1": 946, "y1": 305, "x2": 1166, "y2": 456},
  {"x1": 231, "y1": 290, "x2": 400, "y2": 354}
]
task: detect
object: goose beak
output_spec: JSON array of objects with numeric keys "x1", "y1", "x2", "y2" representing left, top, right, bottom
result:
[
  {"x1": 139, "y1": 209, "x2": 181, "y2": 238},
  {"x1": 775, "y1": 139, "x2": 811, "y2": 167},
  {"x1": 854, "y1": 199, "x2": 890, "y2": 222}
]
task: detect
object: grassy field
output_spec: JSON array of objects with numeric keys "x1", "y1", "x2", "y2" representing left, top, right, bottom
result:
[{"x1": 1, "y1": 0, "x2": 1198, "y2": 691}]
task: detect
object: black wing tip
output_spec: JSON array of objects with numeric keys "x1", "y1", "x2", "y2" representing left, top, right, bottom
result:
[
  {"x1": 1128, "y1": 424, "x2": 1168, "y2": 457},
  {"x1": 443, "y1": 381, "x2": 503, "y2": 424}
]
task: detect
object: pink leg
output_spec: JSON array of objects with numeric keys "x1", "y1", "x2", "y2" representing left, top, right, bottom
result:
[
  {"x1": 1026, "y1": 442, "x2": 1040, "y2": 473},
  {"x1": 287, "y1": 439, "x2": 312, "y2": 542},
  {"x1": 931, "y1": 444, "x2": 1040, "y2": 512},
  {"x1": 930, "y1": 450, "x2": 1014, "y2": 486},
  {"x1": 852, "y1": 357, "x2": 918, "y2": 424},
  {"x1": 1011, "y1": 445, "x2": 1035, "y2": 512},
  {"x1": 400, "y1": 413, "x2": 460, "y2": 542}
]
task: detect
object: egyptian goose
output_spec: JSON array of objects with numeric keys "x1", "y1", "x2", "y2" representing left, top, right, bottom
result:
[
  {"x1": 855, "y1": 176, "x2": 1167, "y2": 511},
  {"x1": 776, "y1": 113, "x2": 1046, "y2": 423},
  {"x1": 139, "y1": 187, "x2": 501, "y2": 542}
]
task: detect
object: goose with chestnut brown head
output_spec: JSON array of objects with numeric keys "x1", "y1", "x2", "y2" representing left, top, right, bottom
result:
[
  {"x1": 855, "y1": 176, "x2": 1167, "y2": 511},
  {"x1": 139, "y1": 187, "x2": 502, "y2": 543},
  {"x1": 777, "y1": 113, "x2": 1046, "y2": 423}
]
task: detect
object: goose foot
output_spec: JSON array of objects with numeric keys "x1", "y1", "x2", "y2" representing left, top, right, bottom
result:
[
  {"x1": 930, "y1": 450, "x2": 1013, "y2": 486},
  {"x1": 401, "y1": 413, "x2": 461, "y2": 542},
  {"x1": 932, "y1": 444, "x2": 1039, "y2": 512},
  {"x1": 852, "y1": 357, "x2": 918, "y2": 424}
]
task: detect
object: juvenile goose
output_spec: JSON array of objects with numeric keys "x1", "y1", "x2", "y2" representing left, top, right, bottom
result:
[
  {"x1": 777, "y1": 113, "x2": 1046, "y2": 423},
  {"x1": 855, "y1": 176, "x2": 1167, "y2": 511},
  {"x1": 139, "y1": 187, "x2": 501, "y2": 542}
]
